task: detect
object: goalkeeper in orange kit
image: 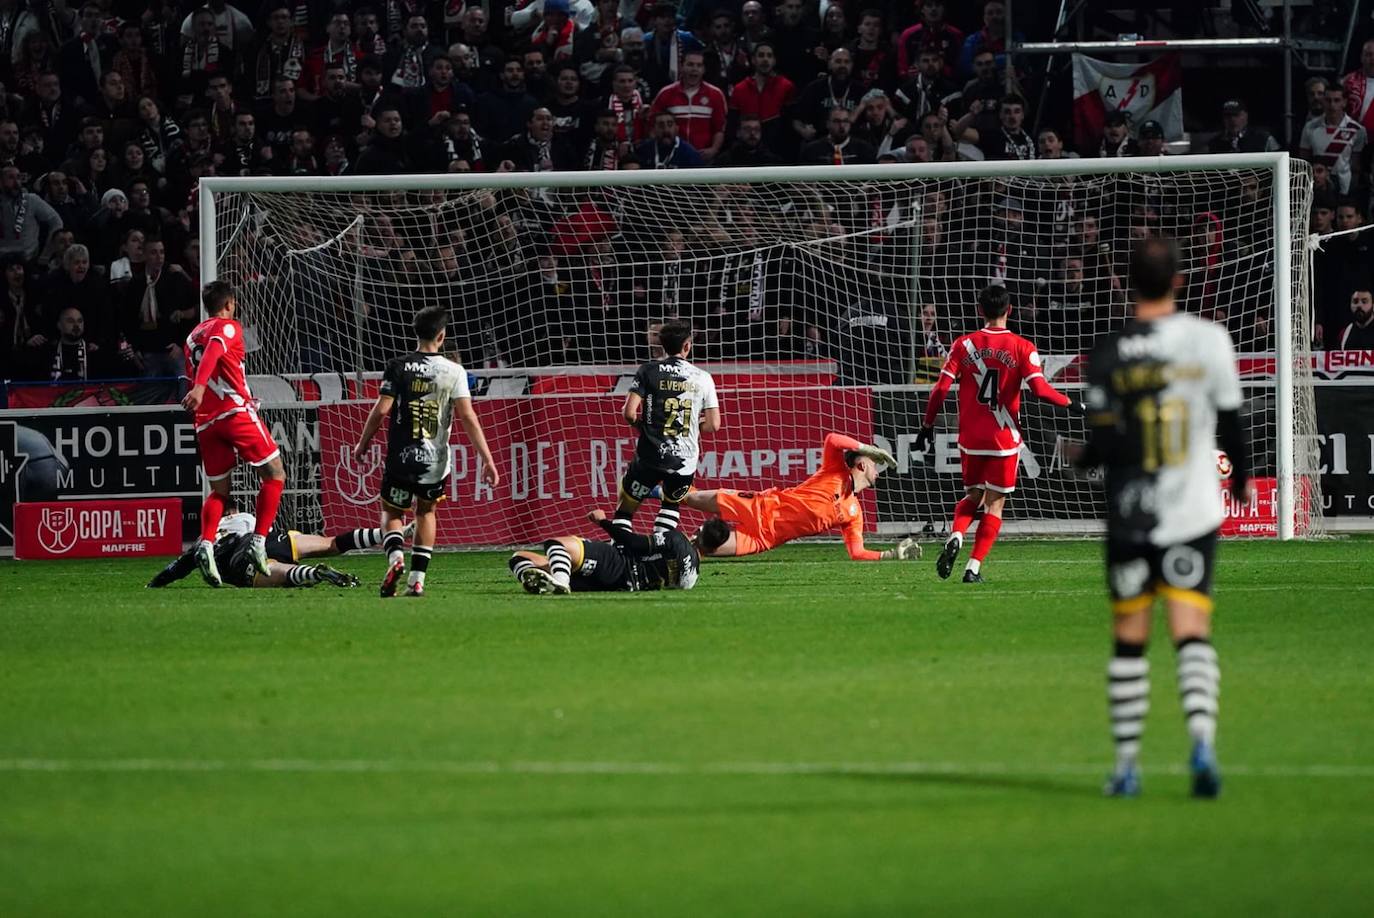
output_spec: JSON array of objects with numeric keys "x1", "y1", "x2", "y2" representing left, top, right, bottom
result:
[{"x1": 685, "y1": 432, "x2": 921, "y2": 561}]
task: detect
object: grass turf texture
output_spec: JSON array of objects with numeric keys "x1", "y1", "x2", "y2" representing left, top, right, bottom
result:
[{"x1": 2, "y1": 539, "x2": 1372, "y2": 917}]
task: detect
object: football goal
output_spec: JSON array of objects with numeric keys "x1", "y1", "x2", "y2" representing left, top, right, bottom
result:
[{"x1": 198, "y1": 153, "x2": 1318, "y2": 544}]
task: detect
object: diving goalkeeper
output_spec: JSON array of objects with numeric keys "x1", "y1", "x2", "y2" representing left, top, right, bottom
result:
[{"x1": 684, "y1": 432, "x2": 921, "y2": 561}]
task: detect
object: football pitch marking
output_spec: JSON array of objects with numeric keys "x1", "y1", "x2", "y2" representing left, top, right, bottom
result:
[{"x1": 1, "y1": 758, "x2": 1371, "y2": 779}]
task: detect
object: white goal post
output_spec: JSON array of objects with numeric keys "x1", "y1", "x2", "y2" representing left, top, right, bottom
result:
[{"x1": 199, "y1": 152, "x2": 1318, "y2": 544}]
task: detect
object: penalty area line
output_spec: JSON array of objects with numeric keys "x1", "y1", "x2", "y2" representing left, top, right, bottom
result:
[{"x1": 0, "y1": 758, "x2": 1371, "y2": 779}]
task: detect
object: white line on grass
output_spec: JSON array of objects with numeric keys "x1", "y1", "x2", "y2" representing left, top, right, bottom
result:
[{"x1": 1, "y1": 758, "x2": 1370, "y2": 779}]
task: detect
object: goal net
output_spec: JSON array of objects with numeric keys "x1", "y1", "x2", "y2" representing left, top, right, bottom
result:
[{"x1": 203, "y1": 155, "x2": 1320, "y2": 545}]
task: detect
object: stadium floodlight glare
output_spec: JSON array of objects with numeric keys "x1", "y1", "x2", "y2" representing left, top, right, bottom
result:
[{"x1": 200, "y1": 152, "x2": 1318, "y2": 544}]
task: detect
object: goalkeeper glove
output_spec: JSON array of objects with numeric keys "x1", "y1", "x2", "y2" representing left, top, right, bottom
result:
[
  {"x1": 879, "y1": 537, "x2": 922, "y2": 561},
  {"x1": 1068, "y1": 400, "x2": 1087, "y2": 417},
  {"x1": 914, "y1": 426, "x2": 934, "y2": 455},
  {"x1": 855, "y1": 443, "x2": 897, "y2": 469}
]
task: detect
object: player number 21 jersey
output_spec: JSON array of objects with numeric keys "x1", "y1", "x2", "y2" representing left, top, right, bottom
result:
[
  {"x1": 939, "y1": 327, "x2": 1046, "y2": 455},
  {"x1": 381, "y1": 352, "x2": 471, "y2": 485},
  {"x1": 184, "y1": 317, "x2": 253, "y2": 429},
  {"x1": 631, "y1": 356, "x2": 719, "y2": 475}
]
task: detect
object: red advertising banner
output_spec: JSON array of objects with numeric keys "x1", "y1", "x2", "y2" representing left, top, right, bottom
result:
[
  {"x1": 14, "y1": 498, "x2": 184, "y2": 559},
  {"x1": 1219, "y1": 477, "x2": 1285, "y2": 538},
  {"x1": 320, "y1": 390, "x2": 875, "y2": 545}
]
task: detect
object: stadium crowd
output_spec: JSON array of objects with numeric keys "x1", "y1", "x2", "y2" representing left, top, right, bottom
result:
[{"x1": 0, "y1": 0, "x2": 1370, "y2": 381}]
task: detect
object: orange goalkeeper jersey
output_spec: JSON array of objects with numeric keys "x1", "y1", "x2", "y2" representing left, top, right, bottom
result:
[{"x1": 718, "y1": 432, "x2": 880, "y2": 560}]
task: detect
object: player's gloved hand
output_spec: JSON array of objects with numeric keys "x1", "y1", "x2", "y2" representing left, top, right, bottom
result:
[
  {"x1": 855, "y1": 443, "x2": 897, "y2": 468},
  {"x1": 1069, "y1": 400, "x2": 1087, "y2": 417},
  {"x1": 914, "y1": 426, "x2": 935, "y2": 455},
  {"x1": 587, "y1": 508, "x2": 609, "y2": 524},
  {"x1": 880, "y1": 537, "x2": 922, "y2": 561}
]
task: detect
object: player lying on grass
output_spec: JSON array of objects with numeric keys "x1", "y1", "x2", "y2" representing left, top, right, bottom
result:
[
  {"x1": 915, "y1": 284, "x2": 1082, "y2": 583},
  {"x1": 146, "y1": 509, "x2": 369, "y2": 589},
  {"x1": 508, "y1": 509, "x2": 702, "y2": 594},
  {"x1": 679, "y1": 432, "x2": 920, "y2": 561}
]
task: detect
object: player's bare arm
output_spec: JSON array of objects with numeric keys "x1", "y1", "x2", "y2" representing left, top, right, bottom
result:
[
  {"x1": 700, "y1": 405, "x2": 722, "y2": 433},
  {"x1": 454, "y1": 396, "x2": 500, "y2": 488},
  {"x1": 354, "y1": 394, "x2": 393, "y2": 461},
  {"x1": 622, "y1": 391, "x2": 642, "y2": 427}
]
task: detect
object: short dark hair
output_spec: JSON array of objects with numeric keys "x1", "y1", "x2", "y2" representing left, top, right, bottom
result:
[
  {"x1": 978, "y1": 284, "x2": 1011, "y2": 320},
  {"x1": 1001, "y1": 93, "x2": 1026, "y2": 109},
  {"x1": 414, "y1": 306, "x2": 448, "y2": 341},
  {"x1": 659, "y1": 320, "x2": 692, "y2": 355},
  {"x1": 752, "y1": 40, "x2": 776, "y2": 56},
  {"x1": 1129, "y1": 236, "x2": 1179, "y2": 300},
  {"x1": 202, "y1": 280, "x2": 235, "y2": 315},
  {"x1": 697, "y1": 517, "x2": 731, "y2": 552}
]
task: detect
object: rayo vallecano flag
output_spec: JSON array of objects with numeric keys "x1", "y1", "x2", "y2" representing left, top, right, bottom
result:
[{"x1": 1072, "y1": 53, "x2": 1183, "y2": 150}]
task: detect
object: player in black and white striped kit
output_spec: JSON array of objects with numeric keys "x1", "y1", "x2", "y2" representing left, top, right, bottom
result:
[
  {"x1": 614, "y1": 321, "x2": 722, "y2": 534},
  {"x1": 1078, "y1": 237, "x2": 1253, "y2": 799}
]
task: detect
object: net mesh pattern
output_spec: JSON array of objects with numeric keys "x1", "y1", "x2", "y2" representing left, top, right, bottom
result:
[{"x1": 209, "y1": 161, "x2": 1318, "y2": 543}]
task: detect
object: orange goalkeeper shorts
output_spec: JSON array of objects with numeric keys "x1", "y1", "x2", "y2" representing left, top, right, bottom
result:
[{"x1": 715, "y1": 489, "x2": 776, "y2": 557}]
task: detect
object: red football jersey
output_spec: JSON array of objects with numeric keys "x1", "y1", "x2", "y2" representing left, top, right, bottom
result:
[
  {"x1": 184, "y1": 317, "x2": 254, "y2": 429},
  {"x1": 938, "y1": 326, "x2": 1045, "y2": 456}
]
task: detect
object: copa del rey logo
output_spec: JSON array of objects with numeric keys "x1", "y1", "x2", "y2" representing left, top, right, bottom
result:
[
  {"x1": 32, "y1": 504, "x2": 174, "y2": 554},
  {"x1": 335, "y1": 444, "x2": 383, "y2": 506},
  {"x1": 37, "y1": 507, "x2": 77, "y2": 554}
]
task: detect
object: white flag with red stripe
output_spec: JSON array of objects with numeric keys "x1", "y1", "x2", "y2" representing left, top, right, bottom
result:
[{"x1": 1072, "y1": 53, "x2": 1184, "y2": 152}]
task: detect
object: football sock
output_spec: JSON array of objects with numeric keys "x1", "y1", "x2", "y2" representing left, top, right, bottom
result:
[
  {"x1": 968, "y1": 514, "x2": 1002, "y2": 570},
  {"x1": 409, "y1": 545, "x2": 432, "y2": 587},
  {"x1": 253, "y1": 477, "x2": 284, "y2": 536},
  {"x1": 654, "y1": 501, "x2": 681, "y2": 532},
  {"x1": 509, "y1": 555, "x2": 535, "y2": 581},
  {"x1": 544, "y1": 540, "x2": 572, "y2": 588},
  {"x1": 1108, "y1": 641, "x2": 1150, "y2": 773},
  {"x1": 382, "y1": 530, "x2": 405, "y2": 566},
  {"x1": 287, "y1": 565, "x2": 321, "y2": 586},
  {"x1": 199, "y1": 491, "x2": 227, "y2": 542},
  {"x1": 951, "y1": 496, "x2": 979, "y2": 539},
  {"x1": 1176, "y1": 638, "x2": 1220, "y2": 747},
  {"x1": 335, "y1": 528, "x2": 382, "y2": 554}
]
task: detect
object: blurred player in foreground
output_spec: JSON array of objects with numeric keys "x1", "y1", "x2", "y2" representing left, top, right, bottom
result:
[
  {"x1": 354, "y1": 307, "x2": 499, "y2": 598},
  {"x1": 509, "y1": 509, "x2": 701, "y2": 594},
  {"x1": 615, "y1": 321, "x2": 721, "y2": 534},
  {"x1": 680, "y1": 432, "x2": 920, "y2": 561},
  {"x1": 1077, "y1": 237, "x2": 1251, "y2": 799},
  {"x1": 182, "y1": 281, "x2": 287, "y2": 587},
  {"x1": 915, "y1": 284, "x2": 1081, "y2": 582},
  {"x1": 146, "y1": 509, "x2": 372, "y2": 589}
]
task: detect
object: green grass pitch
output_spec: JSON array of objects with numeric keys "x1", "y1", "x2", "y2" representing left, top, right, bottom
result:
[{"x1": 2, "y1": 539, "x2": 1372, "y2": 917}]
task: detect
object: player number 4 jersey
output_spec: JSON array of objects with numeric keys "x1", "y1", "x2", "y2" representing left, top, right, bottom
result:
[
  {"x1": 939, "y1": 327, "x2": 1046, "y2": 455},
  {"x1": 184, "y1": 318, "x2": 254, "y2": 429},
  {"x1": 381, "y1": 352, "x2": 471, "y2": 485}
]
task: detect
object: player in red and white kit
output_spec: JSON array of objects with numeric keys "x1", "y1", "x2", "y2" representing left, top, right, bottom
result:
[
  {"x1": 915, "y1": 285, "x2": 1082, "y2": 582},
  {"x1": 181, "y1": 280, "x2": 286, "y2": 587}
]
